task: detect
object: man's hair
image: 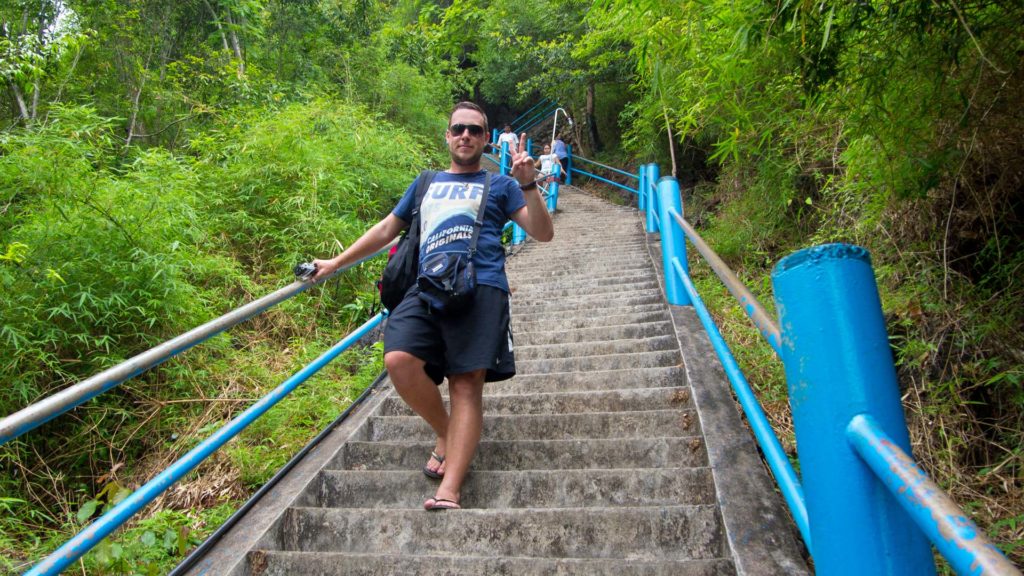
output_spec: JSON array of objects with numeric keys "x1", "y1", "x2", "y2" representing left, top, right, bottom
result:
[{"x1": 450, "y1": 102, "x2": 489, "y2": 133}]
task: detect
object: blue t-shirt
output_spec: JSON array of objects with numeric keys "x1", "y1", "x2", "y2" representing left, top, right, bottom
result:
[
  {"x1": 551, "y1": 139, "x2": 568, "y2": 160},
  {"x1": 392, "y1": 170, "x2": 526, "y2": 293}
]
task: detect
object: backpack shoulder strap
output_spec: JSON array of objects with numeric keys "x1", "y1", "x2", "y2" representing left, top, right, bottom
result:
[
  {"x1": 468, "y1": 172, "x2": 492, "y2": 257},
  {"x1": 412, "y1": 170, "x2": 437, "y2": 218},
  {"x1": 407, "y1": 170, "x2": 437, "y2": 242}
]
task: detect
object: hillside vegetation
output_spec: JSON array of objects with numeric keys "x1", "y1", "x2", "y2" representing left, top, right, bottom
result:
[{"x1": 2, "y1": 0, "x2": 1021, "y2": 572}]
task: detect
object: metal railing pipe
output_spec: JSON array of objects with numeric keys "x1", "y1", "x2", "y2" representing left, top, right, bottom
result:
[
  {"x1": 638, "y1": 164, "x2": 647, "y2": 212},
  {"x1": 509, "y1": 98, "x2": 550, "y2": 128},
  {"x1": 671, "y1": 212, "x2": 782, "y2": 356},
  {"x1": 645, "y1": 164, "x2": 660, "y2": 234},
  {"x1": 500, "y1": 142, "x2": 510, "y2": 173},
  {"x1": 847, "y1": 414, "x2": 1021, "y2": 576},
  {"x1": 546, "y1": 164, "x2": 561, "y2": 212},
  {"x1": 570, "y1": 155, "x2": 639, "y2": 181},
  {"x1": 502, "y1": 142, "x2": 527, "y2": 245},
  {"x1": 669, "y1": 257, "x2": 811, "y2": 547},
  {"x1": 517, "y1": 104, "x2": 560, "y2": 134},
  {"x1": 571, "y1": 168, "x2": 638, "y2": 194},
  {"x1": 658, "y1": 178, "x2": 689, "y2": 306},
  {"x1": 772, "y1": 243, "x2": 935, "y2": 575},
  {"x1": 0, "y1": 246, "x2": 395, "y2": 446},
  {"x1": 566, "y1": 145, "x2": 572, "y2": 185},
  {"x1": 25, "y1": 313, "x2": 385, "y2": 576}
]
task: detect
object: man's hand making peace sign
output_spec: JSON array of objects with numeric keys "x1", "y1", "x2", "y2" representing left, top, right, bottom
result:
[
  {"x1": 510, "y1": 133, "x2": 539, "y2": 190},
  {"x1": 506, "y1": 133, "x2": 555, "y2": 242}
]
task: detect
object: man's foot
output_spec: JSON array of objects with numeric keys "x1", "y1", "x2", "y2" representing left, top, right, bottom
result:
[
  {"x1": 422, "y1": 450, "x2": 445, "y2": 479},
  {"x1": 424, "y1": 497, "x2": 461, "y2": 511}
]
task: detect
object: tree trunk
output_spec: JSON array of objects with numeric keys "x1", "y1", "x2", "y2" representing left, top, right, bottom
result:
[
  {"x1": 663, "y1": 105, "x2": 677, "y2": 178},
  {"x1": 30, "y1": 80, "x2": 39, "y2": 120},
  {"x1": 224, "y1": 10, "x2": 245, "y2": 77},
  {"x1": 8, "y1": 80, "x2": 30, "y2": 120},
  {"x1": 586, "y1": 83, "x2": 602, "y2": 153},
  {"x1": 202, "y1": 0, "x2": 231, "y2": 53},
  {"x1": 125, "y1": 50, "x2": 152, "y2": 147}
]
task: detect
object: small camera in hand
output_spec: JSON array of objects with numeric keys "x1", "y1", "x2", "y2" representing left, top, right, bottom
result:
[{"x1": 293, "y1": 262, "x2": 317, "y2": 279}]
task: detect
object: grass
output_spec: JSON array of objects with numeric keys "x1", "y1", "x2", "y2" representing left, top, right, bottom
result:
[{"x1": 0, "y1": 325, "x2": 384, "y2": 575}]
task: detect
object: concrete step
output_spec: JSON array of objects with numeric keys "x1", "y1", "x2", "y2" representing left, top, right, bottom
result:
[
  {"x1": 510, "y1": 249, "x2": 650, "y2": 265},
  {"x1": 388, "y1": 386, "x2": 694, "y2": 416},
  {"x1": 510, "y1": 251, "x2": 650, "y2": 265},
  {"x1": 486, "y1": 365, "x2": 686, "y2": 394},
  {"x1": 272, "y1": 505, "x2": 725, "y2": 560},
  {"x1": 515, "y1": 350, "x2": 682, "y2": 375},
  {"x1": 515, "y1": 320, "x2": 674, "y2": 346},
  {"x1": 516, "y1": 334, "x2": 679, "y2": 360},
  {"x1": 246, "y1": 551, "x2": 736, "y2": 576},
  {"x1": 508, "y1": 263, "x2": 653, "y2": 283},
  {"x1": 333, "y1": 437, "x2": 707, "y2": 471},
  {"x1": 510, "y1": 263, "x2": 654, "y2": 277},
  {"x1": 512, "y1": 286, "x2": 662, "y2": 305},
  {"x1": 365, "y1": 409, "x2": 699, "y2": 441},
  {"x1": 514, "y1": 302, "x2": 667, "y2": 324},
  {"x1": 515, "y1": 310, "x2": 671, "y2": 334},
  {"x1": 312, "y1": 467, "x2": 715, "y2": 509},
  {"x1": 514, "y1": 281, "x2": 660, "y2": 300},
  {"x1": 510, "y1": 240, "x2": 648, "y2": 254}
]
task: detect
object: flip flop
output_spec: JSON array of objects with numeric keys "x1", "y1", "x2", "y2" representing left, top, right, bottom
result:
[
  {"x1": 422, "y1": 450, "x2": 445, "y2": 479},
  {"x1": 424, "y1": 497, "x2": 461, "y2": 511}
]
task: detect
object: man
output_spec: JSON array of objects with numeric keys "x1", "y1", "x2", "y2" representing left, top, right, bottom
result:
[
  {"x1": 311, "y1": 102, "x2": 553, "y2": 511},
  {"x1": 496, "y1": 124, "x2": 519, "y2": 155}
]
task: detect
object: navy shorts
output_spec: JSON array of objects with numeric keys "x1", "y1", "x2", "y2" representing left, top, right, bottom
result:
[{"x1": 383, "y1": 284, "x2": 516, "y2": 384}]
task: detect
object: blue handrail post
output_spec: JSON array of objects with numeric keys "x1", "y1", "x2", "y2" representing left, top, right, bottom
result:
[
  {"x1": 771, "y1": 244, "x2": 936, "y2": 576},
  {"x1": 502, "y1": 141, "x2": 528, "y2": 244},
  {"x1": 645, "y1": 164, "x2": 660, "y2": 234},
  {"x1": 638, "y1": 164, "x2": 647, "y2": 212},
  {"x1": 492, "y1": 128, "x2": 499, "y2": 146},
  {"x1": 566, "y1": 145, "x2": 573, "y2": 185},
  {"x1": 512, "y1": 221, "x2": 527, "y2": 245},
  {"x1": 548, "y1": 164, "x2": 560, "y2": 212},
  {"x1": 657, "y1": 177, "x2": 690, "y2": 306},
  {"x1": 526, "y1": 138, "x2": 532, "y2": 156}
]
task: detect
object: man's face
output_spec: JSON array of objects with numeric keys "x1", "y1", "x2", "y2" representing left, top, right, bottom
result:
[{"x1": 447, "y1": 109, "x2": 488, "y2": 167}]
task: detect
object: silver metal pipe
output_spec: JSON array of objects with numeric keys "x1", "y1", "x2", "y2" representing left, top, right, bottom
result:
[
  {"x1": 671, "y1": 212, "x2": 783, "y2": 355},
  {"x1": 0, "y1": 242, "x2": 396, "y2": 445}
]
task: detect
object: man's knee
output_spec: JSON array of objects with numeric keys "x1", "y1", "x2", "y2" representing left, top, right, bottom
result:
[
  {"x1": 384, "y1": 350, "x2": 422, "y2": 377},
  {"x1": 448, "y1": 370, "x2": 486, "y2": 398}
]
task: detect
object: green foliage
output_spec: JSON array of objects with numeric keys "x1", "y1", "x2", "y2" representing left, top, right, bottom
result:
[{"x1": 0, "y1": 87, "x2": 443, "y2": 568}]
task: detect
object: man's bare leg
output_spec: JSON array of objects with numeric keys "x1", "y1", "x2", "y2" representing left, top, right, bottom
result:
[
  {"x1": 431, "y1": 369, "x2": 486, "y2": 505},
  {"x1": 384, "y1": 351, "x2": 449, "y2": 470}
]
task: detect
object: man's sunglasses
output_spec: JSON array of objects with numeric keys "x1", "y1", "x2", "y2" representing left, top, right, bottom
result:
[{"x1": 449, "y1": 123, "x2": 486, "y2": 137}]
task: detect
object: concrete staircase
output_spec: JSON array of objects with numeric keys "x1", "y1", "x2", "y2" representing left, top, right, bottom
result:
[{"x1": 182, "y1": 187, "x2": 808, "y2": 576}]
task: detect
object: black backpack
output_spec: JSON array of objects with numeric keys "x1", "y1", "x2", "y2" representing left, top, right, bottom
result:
[{"x1": 379, "y1": 170, "x2": 436, "y2": 311}]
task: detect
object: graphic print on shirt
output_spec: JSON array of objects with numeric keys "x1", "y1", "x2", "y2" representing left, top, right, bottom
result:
[{"x1": 418, "y1": 180, "x2": 484, "y2": 262}]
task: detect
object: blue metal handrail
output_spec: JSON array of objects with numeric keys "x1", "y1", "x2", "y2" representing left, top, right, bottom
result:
[
  {"x1": 671, "y1": 212, "x2": 782, "y2": 355},
  {"x1": 25, "y1": 313, "x2": 385, "y2": 575},
  {"x1": 571, "y1": 155, "x2": 639, "y2": 181},
  {"x1": 644, "y1": 171, "x2": 1020, "y2": 575},
  {"x1": 516, "y1": 103, "x2": 561, "y2": 134},
  {"x1": 0, "y1": 243, "x2": 398, "y2": 446},
  {"x1": 847, "y1": 414, "x2": 1019, "y2": 575},
  {"x1": 669, "y1": 253, "x2": 812, "y2": 546},
  {"x1": 509, "y1": 98, "x2": 551, "y2": 128},
  {"x1": 570, "y1": 167, "x2": 638, "y2": 194}
]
